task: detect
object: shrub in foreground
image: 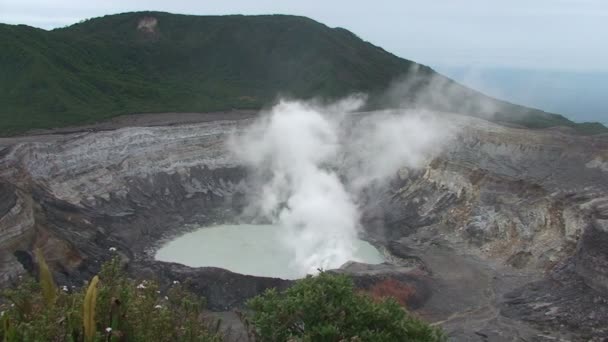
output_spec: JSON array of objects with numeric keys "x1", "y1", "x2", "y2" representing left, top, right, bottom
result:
[
  {"x1": 1, "y1": 251, "x2": 443, "y2": 342},
  {"x1": 0, "y1": 252, "x2": 220, "y2": 341},
  {"x1": 246, "y1": 271, "x2": 444, "y2": 341}
]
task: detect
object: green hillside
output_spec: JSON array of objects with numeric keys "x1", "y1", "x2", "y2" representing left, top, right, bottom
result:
[{"x1": 1, "y1": 11, "x2": 606, "y2": 135}]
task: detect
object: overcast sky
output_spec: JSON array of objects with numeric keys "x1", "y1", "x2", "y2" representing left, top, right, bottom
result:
[{"x1": 1, "y1": 0, "x2": 607, "y2": 72}]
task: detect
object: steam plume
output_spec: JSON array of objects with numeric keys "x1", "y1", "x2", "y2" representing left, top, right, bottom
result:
[{"x1": 230, "y1": 97, "x2": 450, "y2": 277}]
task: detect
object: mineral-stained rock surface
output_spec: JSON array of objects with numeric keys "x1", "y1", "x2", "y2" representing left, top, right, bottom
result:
[{"x1": 1, "y1": 112, "x2": 607, "y2": 341}]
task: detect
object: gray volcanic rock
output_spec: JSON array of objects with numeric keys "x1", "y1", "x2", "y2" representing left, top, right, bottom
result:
[
  {"x1": 357, "y1": 116, "x2": 608, "y2": 340},
  {"x1": 0, "y1": 181, "x2": 36, "y2": 283},
  {"x1": 0, "y1": 120, "x2": 251, "y2": 285},
  {"x1": 501, "y1": 260, "x2": 608, "y2": 340},
  {"x1": 373, "y1": 118, "x2": 608, "y2": 275},
  {"x1": 0, "y1": 112, "x2": 607, "y2": 340},
  {"x1": 576, "y1": 216, "x2": 608, "y2": 293},
  {"x1": 131, "y1": 260, "x2": 293, "y2": 311}
]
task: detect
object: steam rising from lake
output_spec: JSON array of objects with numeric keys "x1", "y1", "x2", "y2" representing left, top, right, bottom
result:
[{"x1": 230, "y1": 97, "x2": 449, "y2": 276}]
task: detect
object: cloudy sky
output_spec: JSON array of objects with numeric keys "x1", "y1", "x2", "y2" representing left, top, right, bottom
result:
[{"x1": 2, "y1": 0, "x2": 607, "y2": 71}]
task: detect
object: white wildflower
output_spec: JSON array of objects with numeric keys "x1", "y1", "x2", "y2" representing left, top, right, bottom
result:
[
  {"x1": 61, "y1": 285, "x2": 69, "y2": 292},
  {"x1": 137, "y1": 283, "x2": 146, "y2": 289},
  {"x1": 105, "y1": 327, "x2": 112, "y2": 333},
  {"x1": 154, "y1": 305, "x2": 162, "y2": 309},
  {"x1": 172, "y1": 280, "x2": 180, "y2": 285},
  {"x1": 108, "y1": 247, "x2": 117, "y2": 252},
  {"x1": 164, "y1": 296, "x2": 169, "y2": 300}
]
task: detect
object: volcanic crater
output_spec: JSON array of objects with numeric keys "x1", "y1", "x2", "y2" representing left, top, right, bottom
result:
[{"x1": 1, "y1": 111, "x2": 608, "y2": 340}]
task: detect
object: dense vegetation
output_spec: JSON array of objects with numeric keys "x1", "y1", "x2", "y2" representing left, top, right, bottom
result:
[
  {"x1": 0, "y1": 253, "x2": 221, "y2": 341},
  {"x1": 1, "y1": 11, "x2": 605, "y2": 135},
  {"x1": 0, "y1": 252, "x2": 442, "y2": 341},
  {"x1": 246, "y1": 272, "x2": 444, "y2": 341}
]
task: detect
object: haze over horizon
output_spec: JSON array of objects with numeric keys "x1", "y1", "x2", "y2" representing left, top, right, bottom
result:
[{"x1": 2, "y1": 0, "x2": 606, "y2": 124}]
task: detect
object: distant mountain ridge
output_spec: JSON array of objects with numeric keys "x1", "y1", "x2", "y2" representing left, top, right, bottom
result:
[{"x1": 1, "y1": 11, "x2": 606, "y2": 135}]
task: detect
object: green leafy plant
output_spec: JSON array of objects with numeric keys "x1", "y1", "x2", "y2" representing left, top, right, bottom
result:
[
  {"x1": 246, "y1": 271, "x2": 444, "y2": 341},
  {"x1": 0, "y1": 255, "x2": 221, "y2": 341}
]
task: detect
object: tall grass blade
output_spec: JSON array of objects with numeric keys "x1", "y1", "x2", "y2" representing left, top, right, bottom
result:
[
  {"x1": 34, "y1": 248, "x2": 56, "y2": 306},
  {"x1": 83, "y1": 275, "x2": 100, "y2": 342}
]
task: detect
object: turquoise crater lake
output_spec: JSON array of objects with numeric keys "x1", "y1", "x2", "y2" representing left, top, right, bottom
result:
[{"x1": 155, "y1": 224, "x2": 384, "y2": 279}]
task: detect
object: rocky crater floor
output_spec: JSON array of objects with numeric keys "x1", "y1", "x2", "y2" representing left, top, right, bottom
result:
[{"x1": 1, "y1": 112, "x2": 607, "y2": 341}]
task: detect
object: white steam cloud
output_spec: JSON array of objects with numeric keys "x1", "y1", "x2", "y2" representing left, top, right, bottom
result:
[
  {"x1": 343, "y1": 110, "x2": 448, "y2": 192},
  {"x1": 230, "y1": 97, "x2": 451, "y2": 277}
]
